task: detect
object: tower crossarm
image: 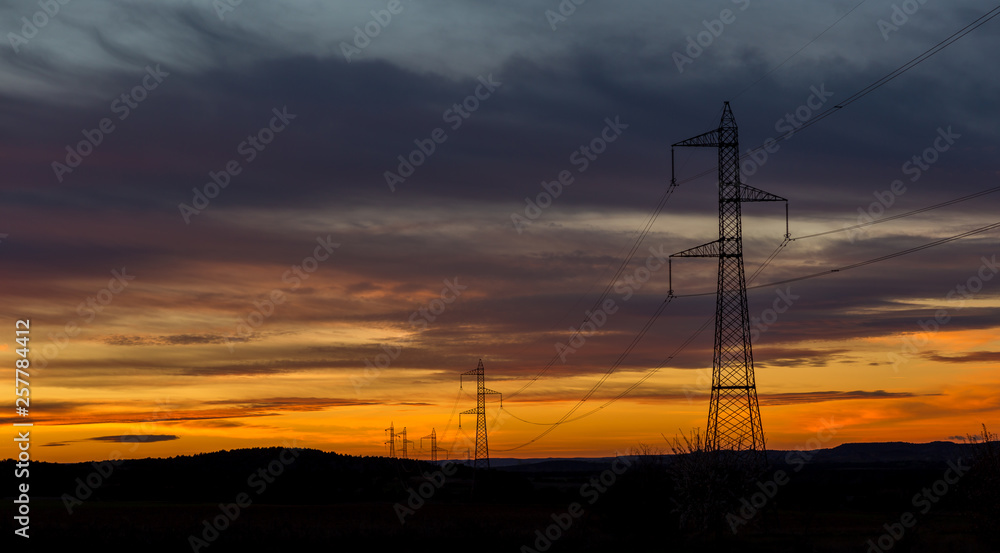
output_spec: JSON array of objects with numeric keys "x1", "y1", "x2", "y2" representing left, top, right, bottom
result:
[
  {"x1": 670, "y1": 239, "x2": 721, "y2": 258},
  {"x1": 459, "y1": 359, "x2": 498, "y2": 473},
  {"x1": 740, "y1": 184, "x2": 786, "y2": 203},
  {"x1": 460, "y1": 367, "x2": 479, "y2": 389},
  {"x1": 484, "y1": 388, "x2": 502, "y2": 409},
  {"x1": 459, "y1": 407, "x2": 476, "y2": 428},
  {"x1": 667, "y1": 102, "x2": 771, "y2": 461},
  {"x1": 672, "y1": 128, "x2": 721, "y2": 148}
]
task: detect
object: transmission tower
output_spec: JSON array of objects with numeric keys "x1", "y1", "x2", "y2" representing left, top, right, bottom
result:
[
  {"x1": 399, "y1": 427, "x2": 415, "y2": 459},
  {"x1": 421, "y1": 428, "x2": 448, "y2": 462},
  {"x1": 669, "y1": 102, "x2": 786, "y2": 460},
  {"x1": 460, "y1": 359, "x2": 502, "y2": 469},
  {"x1": 385, "y1": 422, "x2": 396, "y2": 458}
]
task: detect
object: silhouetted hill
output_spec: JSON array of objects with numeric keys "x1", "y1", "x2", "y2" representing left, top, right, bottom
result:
[
  {"x1": 2, "y1": 446, "x2": 545, "y2": 505},
  {"x1": 458, "y1": 457, "x2": 614, "y2": 472},
  {"x1": 802, "y1": 440, "x2": 971, "y2": 464},
  {"x1": 2, "y1": 440, "x2": 996, "y2": 552},
  {"x1": 485, "y1": 441, "x2": 975, "y2": 472},
  {"x1": 3, "y1": 447, "x2": 458, "y2": 503},
  {"x1": 2, "y1": 441, "x2": 977, "y2": 500}
]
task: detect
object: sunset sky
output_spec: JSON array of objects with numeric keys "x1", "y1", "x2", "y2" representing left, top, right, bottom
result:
[{"x1": 2, "y1": 0, "x2": 999, "y2": 463}]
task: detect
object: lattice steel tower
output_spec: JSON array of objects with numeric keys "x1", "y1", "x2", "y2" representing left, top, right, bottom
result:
[
  {"x1": 460, "y1": 359, "x2": 502, "y2": 469},
  {"x1": 421, "y1": 428, "x2": 448, "y2": 462},
  {"x1": 398, "y1": 427, "x2": 413, "y2": 459},
  {"x1": 385, "y1": 422, "x2": 396, "y2": 458},
  {"x1": 670, "y1": 103, "x2": 785, "y2": 458}
]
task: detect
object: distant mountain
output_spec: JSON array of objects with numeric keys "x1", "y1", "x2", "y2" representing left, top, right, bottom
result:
[
  {"x1": 787, "y1": 440, "x2": 972, "y2": 464},
  {"x1": 2, "y1": 441, "x2": 978, "y2": 498},
  {"x1": 465, "y1": 457, "x2": 615, "y2": 472},
  {"x1": 478, "y1": 441, "x2": 975, "y2": 471},
  {"x1": 464, "y1": 456, "x2": 649, "y2": 472}
]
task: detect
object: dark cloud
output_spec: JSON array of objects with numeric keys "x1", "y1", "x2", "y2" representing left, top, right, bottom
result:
[
  {"x1": 104, "y1": 334, "x2": 233, "y2": 346},
  {"x1": 192, "y1": 420, "x2": 246, "y2": 428},
  {"x1": 1, "y1": 0, "x2": 998, "y2": 447},
  {"x1": 924, "y1": 351, "x2": 1000, "y2": 364},
  {"x1": 88, "y1": 435, "x2": 180, "y2": 443},
  {"x1": 758, "y1": 390, "x2": 932, "y2": 406},
  {"x1": 202, "y1": 397, "x2": 377, "y2": 410},
  {"x1": 505, "y1": 388, "x2": 929, "y2": 407}
]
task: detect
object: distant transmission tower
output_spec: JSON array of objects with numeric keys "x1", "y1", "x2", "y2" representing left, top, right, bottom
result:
[
  {"x1": 385, "y1": 422, "x2": 397, "y2": 458},
  {"x1": 460, "y1": 359, "x2": 502, "y2": 469},
  {"x1": 670, "y1": 102, "x2": 786, "y2": 460},
  {"x1": 421, "y1": 428, "x2": 448, "y2": 462},
  {"x1": 399, "y1": 427, "x2": 414, "y2": 459}
]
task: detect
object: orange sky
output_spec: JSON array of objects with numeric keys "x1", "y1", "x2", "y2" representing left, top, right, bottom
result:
[
  {"x1": 4, "y1": 224, "x2": 999, "y2": 463},
  {"x1": 2, "y1": 3, "x2": 998, "y2": 463}
]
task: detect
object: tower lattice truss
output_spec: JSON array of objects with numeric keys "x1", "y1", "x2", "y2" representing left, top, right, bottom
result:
[
  {"x1": 671, "y1": 102, "x2": 786, "y2": 456},
  {"x1": 460, "y1": 359, "x2": 501, "y2": 469}
]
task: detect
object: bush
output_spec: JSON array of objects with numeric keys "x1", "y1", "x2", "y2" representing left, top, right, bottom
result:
[
  {"x1": 963, "y1": 424, "x2": 999, "y2": 527},
  {"x1": 666, "y1": 429, "x2": 768, "y2": 538}
]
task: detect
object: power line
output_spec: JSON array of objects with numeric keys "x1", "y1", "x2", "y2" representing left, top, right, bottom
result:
[
  {"x1": 492, "y1": 4, "x2": 1000, "y2": 442},
  {"x1": 493, "y1": 295, "x2": 675, "y2": 450},
  {"x1": 498, "y1": 236, "x2": 790, "y2": 431},
  {"x1": 732, "y1": 0, "x2": 869, "y2": 100},
  {"x1": 676, "y1": 220, "x2": 1000, "y2": 298},
  {"x1": 504, "y1": 180, "x2": 680, "y2": 399},
  {"x1": 496, "y1": 218, "x2": 1000, "y2": 448},
  {"x1": 502, "y1": 4, "x2": 1000, "y2": 399},
  {"x1": 500, "y1": 312, "x2": 714, "y2": 429},
  {"x1": 497, "y1": 223, "x2": 791, "y2": 440},
  {"x1": 792, "y1": 184, "x2": 1000, "y2": 241},
  {"x1": 679, "y1": 4, "x2": 1000, "y2": 190},
  {"x1": 748, "y1": 4, "x2": 1000, "y2": 151}
]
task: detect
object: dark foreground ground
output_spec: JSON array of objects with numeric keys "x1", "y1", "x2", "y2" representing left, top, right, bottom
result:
[{"x1": 5, "y1": 441, "x2": 999, "y2": 552}]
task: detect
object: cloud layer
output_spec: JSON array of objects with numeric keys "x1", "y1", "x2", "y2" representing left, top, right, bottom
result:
[{"x1": 2, "y1": 0, "x2": 999, "y2": 460}]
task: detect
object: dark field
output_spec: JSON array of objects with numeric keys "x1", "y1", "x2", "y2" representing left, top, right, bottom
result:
[
  {"x1": 18, "y1": 499, "x2": 998, "y2": 552},
  {"x1": 6, "y1": 441, "x2": 1000, "y2": 552}
]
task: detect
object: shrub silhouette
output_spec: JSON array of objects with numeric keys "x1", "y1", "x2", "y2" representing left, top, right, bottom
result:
[{"x1": 666, "y1": 429, "x2": 767, "y2": 538}]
